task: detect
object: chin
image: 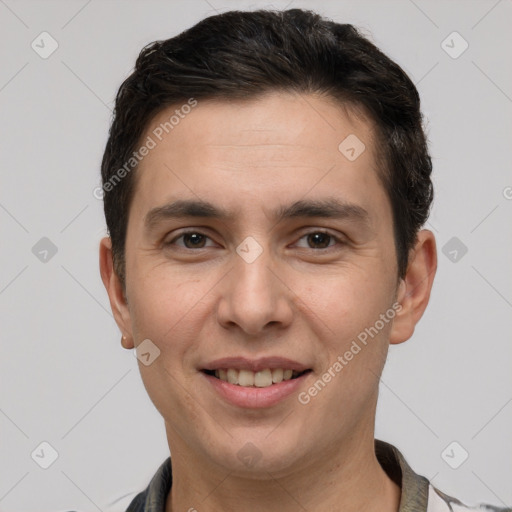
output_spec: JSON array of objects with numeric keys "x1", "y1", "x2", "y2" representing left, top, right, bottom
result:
[{"x1": 206, "y1": 430, "x2": 308, "y2": 477}]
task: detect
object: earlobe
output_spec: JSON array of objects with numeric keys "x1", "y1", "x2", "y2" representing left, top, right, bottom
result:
[
  {"x1": 389, "y1": 230, "x2": 437, "y2": 345},
  {"x1": 121, "y1": 334, "x2": 132, "y2": 350},
  {"x1": 99, "y1": 237, "x2": 134, "y2": 349}
]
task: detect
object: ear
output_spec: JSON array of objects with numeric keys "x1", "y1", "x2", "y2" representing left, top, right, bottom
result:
[
  {"x1": 99, "y1": 237, "x2": 134, "y2": 349},
  {"x1": 389, "y1": 229, "x2": 437, "y2": 345}
]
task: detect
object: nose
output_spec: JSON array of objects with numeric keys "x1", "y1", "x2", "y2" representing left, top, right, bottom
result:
[{"x1": 216, "y1": 248, "x2": 293, "y2": 336}]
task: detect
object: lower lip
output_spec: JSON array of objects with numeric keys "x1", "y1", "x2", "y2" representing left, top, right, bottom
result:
[{"x1": 202, "y1": 372, "x2": 311, "y2": 409}]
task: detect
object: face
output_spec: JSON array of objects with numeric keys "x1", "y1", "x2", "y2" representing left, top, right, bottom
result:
[{"x1": 102, "y1": 91, "x2": 429, "y2": 477}]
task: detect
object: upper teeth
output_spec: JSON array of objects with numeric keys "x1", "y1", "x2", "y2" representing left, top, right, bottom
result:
[{"x1": 214, "y1": 368, "x2": 297, "y2": 387}]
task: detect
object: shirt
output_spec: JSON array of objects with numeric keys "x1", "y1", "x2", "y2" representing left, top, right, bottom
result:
[{"x1": 125, "y1": 439, "x2": 510, "y2": 512}]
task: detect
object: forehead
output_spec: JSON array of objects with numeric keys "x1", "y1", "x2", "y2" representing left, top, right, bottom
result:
[
  {"x1": 132, "y1": 91, "x2": 388, "y2": 221},
  {"x1": 146, "y1": 92, "x2": 375, "y2": 161}
]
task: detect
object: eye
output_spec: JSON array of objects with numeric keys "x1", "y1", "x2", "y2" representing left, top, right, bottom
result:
[
  {"x1": 295, "y1": 231, "x2": 339, "y2": 249},
  {"x1": 167, "y1": 231, "x2": 216, "y2": 249}
]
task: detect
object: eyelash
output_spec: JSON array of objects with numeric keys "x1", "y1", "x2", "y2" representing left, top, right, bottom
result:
[{"x1": 165, "y1": 229, "x2": 344, "y2": 251}]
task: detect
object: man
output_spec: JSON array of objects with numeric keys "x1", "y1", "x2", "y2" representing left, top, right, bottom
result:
[{"x1": 99, "y1": 9, "x2": 509, "y2": 512}]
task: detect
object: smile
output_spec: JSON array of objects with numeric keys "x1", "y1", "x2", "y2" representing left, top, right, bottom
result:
[{"x1": 203, "y1": 368, "x2": 310, "y2": 388}]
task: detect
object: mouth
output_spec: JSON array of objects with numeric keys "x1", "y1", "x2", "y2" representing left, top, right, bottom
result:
[
  {"x1": 200, "y1": 357, "x2": 313, "y2": 407},
  {"x1": 202, "y1": 368, "x2": 312, "y2": 388}
]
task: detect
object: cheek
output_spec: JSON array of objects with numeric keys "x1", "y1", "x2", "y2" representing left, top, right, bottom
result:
[
  {"x1": 300, "y1": 272, "x2": 395, "y2": 423},
  {"x1": 301, "y1": 265, "x2": 396, "y2": 342},
  {"x1": 127, "y1": 271, "x2": 214, "y2": 419},
  {"x1": 126, "y1": 264, "x2": 201, "y2": 352}
]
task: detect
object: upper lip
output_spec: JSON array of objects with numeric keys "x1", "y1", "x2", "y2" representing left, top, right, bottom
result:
[{"x1": 201, "y1": 357, "x2": 310, "y2": 373}]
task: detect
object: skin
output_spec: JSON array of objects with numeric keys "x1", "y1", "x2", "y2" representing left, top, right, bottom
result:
[{"x1": 100, "y1": 91, "x2": 437, "y2": 512}]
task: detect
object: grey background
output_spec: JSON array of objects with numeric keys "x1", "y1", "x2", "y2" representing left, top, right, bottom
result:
[{"x1": 0, "y1": 0, "x2": 511, "y2": 510}]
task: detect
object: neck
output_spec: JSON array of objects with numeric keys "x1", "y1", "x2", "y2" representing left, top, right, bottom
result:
[{"x1": 165, "y1": 431, "x2": 401, "y2": 512}]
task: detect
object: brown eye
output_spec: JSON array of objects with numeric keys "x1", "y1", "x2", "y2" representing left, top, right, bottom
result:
[
  {"x1": 182, "y1": 233, "x2": 207, "y2": 248},
  {"x1": 306, "y1": 232, "x2": 333, "y2": 249},
  {"x1": 167, "y1": 231, "x2": 215, "y2": 249}
]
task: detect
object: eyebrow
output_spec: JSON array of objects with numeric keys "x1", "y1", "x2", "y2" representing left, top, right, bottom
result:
[
  {"x1": 273, "y1": 198, "x2": 369, "y2": 224},
  {"x1": 145, "y1": 199, "x2": 229, "y2": 231},
  {"x1": 144, "y1": 197, "x2": 369, "y2": 230}
]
